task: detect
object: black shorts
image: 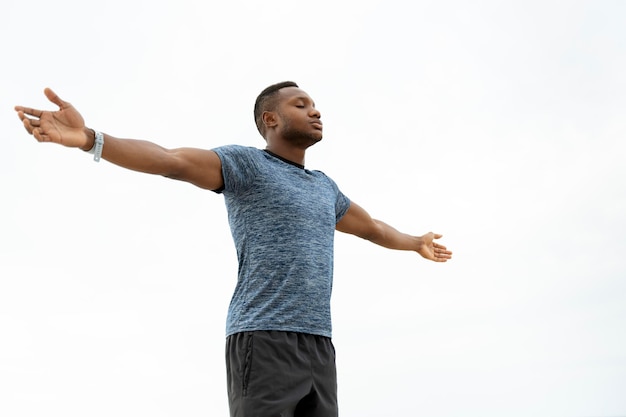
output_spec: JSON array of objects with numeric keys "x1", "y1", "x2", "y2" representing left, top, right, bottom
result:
[{"x1": 225, "y1": 331, "x2": 338, "y2": 417}]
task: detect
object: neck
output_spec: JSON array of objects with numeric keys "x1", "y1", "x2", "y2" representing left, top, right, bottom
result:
[{"x1": 264, "y1": 143, "x2": 307, "y2": 167}]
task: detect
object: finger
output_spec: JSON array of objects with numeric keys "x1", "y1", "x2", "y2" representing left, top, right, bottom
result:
[
  {"x1": 16, "y1": 106, "x2": 44, "y2": 118},
  {"x1": 33, "y1": 128, "x2": 49, "y2": 143},
  {"x1": 44, "y1": 87, "x2": 68, "y2": 109},
  {"x1": 21, "y1": 118, "x2": 34, "y2": 135},
  {"x1": 19, "y1": 111, "x2": 41, "y2": 130},
  {"x1": 433, "y1": 233, "x2": 443, "y2": 239}
]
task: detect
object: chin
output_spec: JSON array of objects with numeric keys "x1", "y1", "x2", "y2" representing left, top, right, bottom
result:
[
  {"x1": 306, "y1": 135, "x2": 323, "y2": 147},
  {"x1": 311, "y1": 130, "x2": 323, "y2": 142},
  {"x1": 286, "y1": 132, "x2": 323, "y2": 148}
]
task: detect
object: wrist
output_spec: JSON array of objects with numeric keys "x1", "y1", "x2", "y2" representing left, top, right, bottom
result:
[
  {"x1": 413, "y1": 235, "x2": 425, "y2": 252},
  {"x1": 81, "y1": 128, "x2": 104, "y2": 162},
  {"x1": 81, "y1": 128, "x2": 96, "y2": 151}
]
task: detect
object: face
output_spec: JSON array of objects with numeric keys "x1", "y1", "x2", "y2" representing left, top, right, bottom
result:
[{"x1": 274, "y1": 87, "x2": 323, "y2": 148}]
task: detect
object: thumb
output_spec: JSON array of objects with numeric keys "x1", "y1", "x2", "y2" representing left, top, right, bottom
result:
[{"x1": 44, "y1": 87, "x2": 69, "y2": 109}]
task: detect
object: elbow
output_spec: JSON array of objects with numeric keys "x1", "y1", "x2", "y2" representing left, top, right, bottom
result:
[{"x1": 160, "y1": 150, "x2": 187, "y2": 180}]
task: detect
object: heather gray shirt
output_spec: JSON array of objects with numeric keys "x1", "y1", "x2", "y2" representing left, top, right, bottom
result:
[{"x1": 213, "y1": 145, "x2": 351, "y2": 337}]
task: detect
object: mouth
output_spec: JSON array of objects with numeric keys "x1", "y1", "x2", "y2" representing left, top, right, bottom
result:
[{"x1": 311, "y1": 121, "x2": 323, "y2": 130}]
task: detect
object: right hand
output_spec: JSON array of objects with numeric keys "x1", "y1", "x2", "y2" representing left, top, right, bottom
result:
[{"x1": 15, "y1": 88, "x2": 91, "y2": 150}]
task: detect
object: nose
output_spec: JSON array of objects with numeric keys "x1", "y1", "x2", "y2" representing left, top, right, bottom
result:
[{"x1": 310, "y1": 107, "x2": 321, "y2": 119}]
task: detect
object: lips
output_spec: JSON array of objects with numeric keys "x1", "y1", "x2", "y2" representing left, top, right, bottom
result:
[{"x1": 311, "y1": 121, "x2": 323, "y2": 130}]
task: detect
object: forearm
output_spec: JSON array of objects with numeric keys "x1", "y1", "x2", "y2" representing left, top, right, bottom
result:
[
  {"x1": 82, "y1": 128, "x2": 179, "y2": 177},
  {"x1": 365, "y1": 219, "x2": 422, "y2": 252}
]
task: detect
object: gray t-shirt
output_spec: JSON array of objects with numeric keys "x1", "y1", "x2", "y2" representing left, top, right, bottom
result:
[{"x1": 212, "y1": 145, "x2": 351, "y2": 338}]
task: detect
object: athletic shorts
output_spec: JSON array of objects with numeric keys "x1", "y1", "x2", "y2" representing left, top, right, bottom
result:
[{"x1": 225, "y1": 331, "x2": 338, "y2": 417}]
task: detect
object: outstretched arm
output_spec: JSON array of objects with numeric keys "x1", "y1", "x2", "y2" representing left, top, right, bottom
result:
[
  {"x1": 336, "y1": 201, "x2": 452, "y2": 262},
  {"x1": 15, "y1": 88, "x2": 223, "y2": 190}
]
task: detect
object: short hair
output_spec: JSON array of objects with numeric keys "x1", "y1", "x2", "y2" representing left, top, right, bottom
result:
[{"x1": 254, "y1": 81, "x2": 299, "y2": 137}]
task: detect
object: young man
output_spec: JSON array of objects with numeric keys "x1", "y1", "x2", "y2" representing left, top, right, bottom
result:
[{"x1": 15, "y1": 81, "x2": 452, "y2": 417}]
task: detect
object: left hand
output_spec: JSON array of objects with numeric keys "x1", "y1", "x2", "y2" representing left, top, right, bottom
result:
[{"x1": 417, "y1": 232, "x2": 452, "y2": 262}]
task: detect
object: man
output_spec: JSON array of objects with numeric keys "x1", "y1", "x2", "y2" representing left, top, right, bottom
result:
[{"x1": 15, "y1": 81, "x2": 452, "y2": 417}]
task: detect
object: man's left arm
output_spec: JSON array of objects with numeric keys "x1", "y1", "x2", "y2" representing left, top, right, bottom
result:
[{"x1": 335, "y1": 201, "x2": 452, "y2": 262}]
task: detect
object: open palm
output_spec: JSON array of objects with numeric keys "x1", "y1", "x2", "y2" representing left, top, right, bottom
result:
[
  {"x1": 15, "y1": 88, "x2": 88, "y2": 148},
  {"x1": 417, "y1": 232, "x2": 452, "y2": 262}
]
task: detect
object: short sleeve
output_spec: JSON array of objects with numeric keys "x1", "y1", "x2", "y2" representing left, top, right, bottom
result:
[
  {"x1": 335, "y1": 191, "x2": 351, "y2": 223},
  {"x1": 211, "y1": 145, "x2": 261, "y2": 195},
  {"x1": 314, "y1": 170, "x2": 351, "y2": 223}
]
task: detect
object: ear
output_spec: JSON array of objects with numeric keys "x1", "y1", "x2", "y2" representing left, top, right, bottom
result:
[{"x1": 262, "y1": 111, "x2": 279, "y2": 130}]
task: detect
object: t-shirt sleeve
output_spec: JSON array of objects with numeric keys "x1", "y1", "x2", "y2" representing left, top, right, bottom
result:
[
  {"x1": 211, "y1": 145, "x2": 260, "y2": 195},
  {"x1": 335, "y1": 190, "x2": 351, "y2": 223},
  {"x1": 319, "y1": 172, "x2": 350, "y2": 223}
]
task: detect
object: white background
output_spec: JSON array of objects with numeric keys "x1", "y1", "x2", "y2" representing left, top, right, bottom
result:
[{"x1": 1, "y1": 1, "x2": 625, "y2": 416}]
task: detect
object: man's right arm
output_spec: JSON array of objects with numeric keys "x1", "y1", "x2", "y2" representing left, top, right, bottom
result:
[
  {"x1": 15, "y1": 88, "x2": 224, "y2": 191},
  {"x1": 83, "y1": 129, "x2": 224, "y2": 190}
]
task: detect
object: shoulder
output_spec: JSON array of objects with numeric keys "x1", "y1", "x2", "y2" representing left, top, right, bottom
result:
[
  {"x1": 211, "y1": 145, "x2": 270, "y2": 194},
  {"x1": 212, "y1": 144, "x2": 261, "y2": 158},
  {"x1": 309, "y1": 169, "x2": 340, "y2": 188},
  {"x1": 308, "y1": 169, "x2": 350, "y2": 218},
  {"x1": 212, "y1": 145, "x2": 268, "y2": 169}
]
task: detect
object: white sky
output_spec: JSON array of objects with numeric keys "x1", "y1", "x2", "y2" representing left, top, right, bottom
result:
[{"x1": 1, "y1": 1, "x2": 625, "y2": 416}]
